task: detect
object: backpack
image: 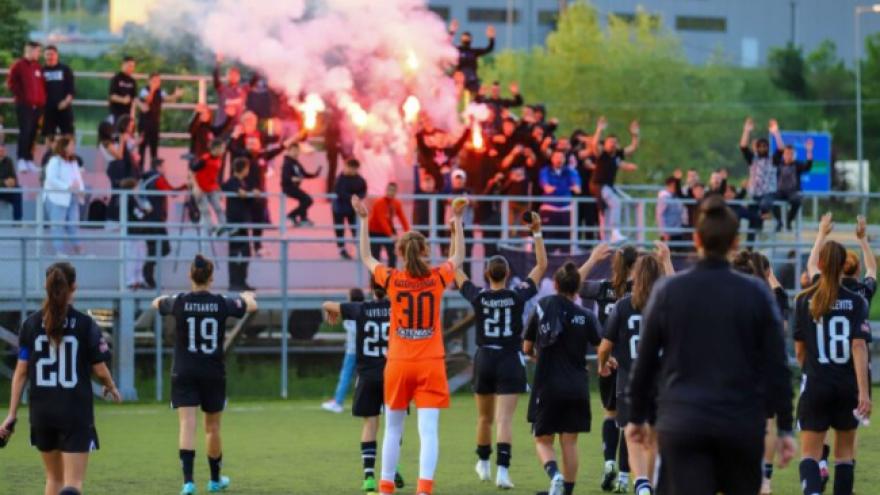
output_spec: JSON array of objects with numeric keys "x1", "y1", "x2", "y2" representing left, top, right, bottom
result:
[{"x1": 87, "y1": 199, "x2": 107, "y2": 223}]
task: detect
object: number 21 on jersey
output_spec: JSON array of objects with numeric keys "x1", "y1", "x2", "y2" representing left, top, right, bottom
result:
[{"x1": 484, "y1": 307, "x2": 513, "y2": 338}]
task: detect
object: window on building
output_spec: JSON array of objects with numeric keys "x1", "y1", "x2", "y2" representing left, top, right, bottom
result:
[
  {"x1": 675, "y1": 16, "x2": 726, "y2": 32},
  {"x1": 429, "y1": 5, "x2": 451, "y2": 22},
  {"x1": 610, "y1": 12, "x2": 661, "y2": 26},
  {"x1": 538, "y1": 10, "x2": 558, "y2": 27},
  {"x1": 468, "y1": 8, "x2": 518, "y2": 24}
]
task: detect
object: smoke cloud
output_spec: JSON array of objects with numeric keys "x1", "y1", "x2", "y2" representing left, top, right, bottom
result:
[{"x1": 145, "y1": 0, "x2": 460, "y2": 191}]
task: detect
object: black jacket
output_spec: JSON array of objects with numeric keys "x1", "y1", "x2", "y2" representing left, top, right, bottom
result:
[
  {"x1": 281, "y1": 157, "x2": 319, "y2": 197},
  {"x1": 628, "y1": 258, "x2": 793, "y2": 437}
]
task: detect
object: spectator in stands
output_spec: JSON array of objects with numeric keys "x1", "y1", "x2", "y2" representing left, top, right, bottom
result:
[
  {"x1": 657, "y1": 176, "x2": 687, "y2": 247},
  {"x1": 366, "y1": 182, "x2": 408, "y2": 267},
  {"x1": 105, "y1": 116, "x2": 141, "y2": 221},
  {"x1": 684, "y1": 182, "x2": 706, "y2": 232},
  {"x1": 739, "y1": 117, "x2": 783, "y2": 238},
  {"x1": 281, "y1": 142, "x2": 321, "y2": 227},
  {"x1": 191, "y1": 138, "x2": 228, "y2": 236},
  {"x1": 499, "y1": 143, "x2": 537, "y2": 231},
  {"x1": 588, "y1": 117, "x2": 639, "y2": 243},
  {"x1": 189, "y1": 104, "x2": 228, "y2": 158},
  {"x1": 449, "y1": 20, "x2": 495, "y2": 95},
  {"x1": 41, "y1": 45, "x2": 75, "y2": 143},
  {"x1": 415, "y1": 119, "x2": 471, "y2": 194},
  {"x1": 539, "y1": 149, "x2": 581, "y2": 253},
  {"x1": 333, "y1": 159, "x2": 367, "y2": 259},
  {"x1": 774, "y1": 138, "x2": 813, "y2": 231},
  {"x1": 0, "y1": 144, "x2": 22, "y2": 221},
  {"x1": 108, "y1": 56, "x2": 137, "y2": 123},
  {"x1": 43, "y1": 136, "x2": 84, "y2": 255},
  {"x1": 137, "y1": 73, "x2": 184, "y2": 170},
  {"x1": 321, "y1": 287, "x2": 366, "y2": 414},
  {"x1": 532, "y1": 104, "x2": 558, "y2": 139},
  {"x1": 479, "y1": 171, "x2": 508, "y2": 258},
  {"x1": 123, "y1": 177, "x2": 149, "y2": 290},
  {"x1": 245, "y1": 73, "x2": 273, "y2": 123},
  {"x1": 222, "y1": 158, "x2": 256, "y2": 291},
  {"x1": 570, "y1": 130, "x2": 598, "y2": 242},
  {"x1": 6, "y1": 41, "x2": 46, "y2": 174},
  {"x1": 477, "y1": 81, "x2": 523, "y2": 129},
  {"x1": 140, "y1": 159, "x2": 182, "y2": 289},
  {"x1": 324, "y1": 108, "x2": 343, "y2": 193},
  {"x1": 213, "y1": 54, "x2": 249, "y2": 125}
]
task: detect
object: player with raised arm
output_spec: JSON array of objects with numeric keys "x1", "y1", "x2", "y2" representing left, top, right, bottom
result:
[
  {"x1": 795, "y1": 238, "x2": 871, "y2": 495},
  {"x1": 352, "y1": 195, "x2": 466, "y2": 495},
  {"x1": 578, "y1": 243, "x2": 637, "y2": 492},
  {"x1": 522, "y1": 262, "x2": 602, "y2": 495},
  {"x1": 0, "y1": 262, "x2": 121, "y2": 495},
  {"x1": 152, "y1": 255, "x2": 258, "y2": 495},
  {"x1": 454, "y1": 212, "x2": 547, "y2": 489},
  {"x1": 596, "y1": 243, "x2": 672, "y2": 495},
  {"x1": 322, "y1": 280, "x2": 405, "y2": 495}
]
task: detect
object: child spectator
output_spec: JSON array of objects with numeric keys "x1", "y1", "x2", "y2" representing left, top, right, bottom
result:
[{"x1": 191, "y1": 138, "x2": 228, "y2": 236}]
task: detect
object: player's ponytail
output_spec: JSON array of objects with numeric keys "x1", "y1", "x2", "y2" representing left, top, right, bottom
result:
[
  {"x1": 554, "y1": 262, "x2": 581, "y2": 296},
  {"x1": 631, "y1": 255, "x2": 663, "y2": 311},
  {"x1": 398, "y1": 231, "x2": 430, "y2": 279},
  {"x1": 190, "y1": 254, "x2": 214, "y2": 287},
  {"x1": 611, "y1": 245, "x2": 639, "y2": 299},
  {"x1": 42, "y1": 262, "x2": 76, "y2": 346},
  {"x1": 803, "y1": 240, "x2": 847, "y2": 321}
]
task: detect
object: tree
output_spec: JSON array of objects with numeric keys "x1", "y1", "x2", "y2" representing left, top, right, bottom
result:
[
  {"x1": 0, "y1": 0, "x2": 32, "y2": 62},
  {"x1": 767, "y1": 43, "x2": 808, "y2": 100}
]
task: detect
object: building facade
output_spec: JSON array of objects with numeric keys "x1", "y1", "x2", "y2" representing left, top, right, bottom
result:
[{"x1": 431, "y1": 0, "x2": 880, "y2": 67}]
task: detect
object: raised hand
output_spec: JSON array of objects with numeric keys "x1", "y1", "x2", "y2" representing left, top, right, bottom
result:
[
  {"x1": 805, "y1": 138, "x2": 814, "y2": 152},
  {"x1": 597, "y1": 116, "x2": 608, "y2": 132},
  {"x1": 526, "y1": 211, "x2": 542, "y2": 233},
  {"x1": 451, "y1": 196, "x2": 469, "y2": 218},
  {"x1": 449, "y1": 19, "x2": 459, "y2": 33},
  {"x1": 486, "y1": 25, "x2": 496, "y2": 38},
  {"x1": 509, "y1": 81, "x2": 519, "y2": 94},
  {"x1": 768, "y1": 119, "x2": 780, "y2": 134},
  {"x1": 743, "y1": 117, "x2": 754, "y2": 133},
  {"x1": 819, "y1": 213, "x2": 833, "y2": 237},
  {"x1": 856, "y1": 215, "x2": 867, "y2": 240},
  {"x1": 629, "y1": 120, "x2": 640, "y2": 135}
]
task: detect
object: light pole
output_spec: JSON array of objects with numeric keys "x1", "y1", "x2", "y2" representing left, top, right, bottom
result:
[{"x1": 855, "y1": 4, "x2": 880, "y2": 200}]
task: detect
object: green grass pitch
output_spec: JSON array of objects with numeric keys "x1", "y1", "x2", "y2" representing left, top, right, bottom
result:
[{"x1": 2, "y1": 394, "x2": 879, "y2": 494}]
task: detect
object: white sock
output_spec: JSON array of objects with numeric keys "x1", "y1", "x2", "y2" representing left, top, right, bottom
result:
[
  {"x1": 417, "y1": 408, "x2": 440, "y2": 481},
  {"x1": 380, "y1": 409, "x2": 406, "y2": 483},
  {"x1": 619, "y1": 471, "x2": 630, "y2": 484}
]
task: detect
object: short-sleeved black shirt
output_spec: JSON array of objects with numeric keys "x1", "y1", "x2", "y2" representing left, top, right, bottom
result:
[
  {"x1": 528, "y1": 295, "x2": 601, "y2": 401},
  {"x1": 589, "y1": 149, "x2": 626, "y2": 188},
  {"x1": 159, "y1": 291, "x2": 247, "y2": 379},
  {"x1": 844, "y1": 276, "x2": 877, "y2": 308},
  {"x1": 794, "y1": 286, "x2": 870, "y2": 387},
  {"x1": 18, "y1": 307, "x2": 111, "y2": 429},
  {"x1": 341, "y1": 299, "x2": 391, "y2": 381},
  {"x1": 580, "y1": 279, "x2": 631, "y2": 326},
  {"x1": 603, "y1": 296, "x2": 642, "y2": 394},
  {"x1": 108, "y1": 72, "x2": 137, "y2": 118},
  {"x1": 460, "y1": 278, "x2": 538, "y2": 349}
]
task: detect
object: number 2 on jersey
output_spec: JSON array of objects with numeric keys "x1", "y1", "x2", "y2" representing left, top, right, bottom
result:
[
  {"x1": 363, "y1": 321, "x2": 390, "y2": 357},
  {"x1": 627, "y1": 315, "x2": 642, "y2": 360},
  {"x1": 816, "y1": 316, "x2": 850, "y2": 365},
  {"x1": 187, "y1": 317, "x2": 219, "y2": 354},
  {"x1": 483, "y1": 307, "x2": 513, "y2": 338}
]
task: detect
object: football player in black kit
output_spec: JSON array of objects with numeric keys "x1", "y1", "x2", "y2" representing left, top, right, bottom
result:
[
  {"x1": 578, "y1": 243, "x2": 637, "y2": 492},
  {"x1": 152, "y1": 255, "x2": 257, "y2": 495},
  {"x1": 454, "y1": 212, "x2": 546, "y2": 489},
  {"x1": 795, "y1": 239, "x2": 872, "y2": 495},
  {"x1": 523, "y1": 262, "x2": 602, "y2": 495},
  {"x1": 597, "y1": 245, "x2": 672, "y2": 495},
  {"x1": 322, "y1": 280, "x2": 404, "y2": 495},
  {"x1": 1, "y1": 262, "x2": 122, "y2": 495},
  {"x1": 626, "y1": 197, "x2": 795, "y2": 495}
]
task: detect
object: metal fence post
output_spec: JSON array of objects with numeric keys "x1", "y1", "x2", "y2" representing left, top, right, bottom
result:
[
  {"x1": 569, "y1": 200, "x2": 578, "y2": 252},
  {"x1": 20, "y1": 238, "x2": 27, "y2": 325},
  {"x1": 428, "y1": 197, "x2": 438, "y2": 262},
  {"x1": 501, "y1": 197, "x2": 509, "y2": 244},
  {"x1": 281, "y1": 238, "x2": 290, "y2": 399},
  {"x1": 154, "y1": 250, "x2": 163, "y2": 402}
]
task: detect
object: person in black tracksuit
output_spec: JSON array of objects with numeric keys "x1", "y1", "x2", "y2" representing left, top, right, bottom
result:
[
  {"x1": 456, "y1": 212, "x2": 546, "y2": 489},
  {"x1": 1, "y1": 262, "x2": 121, "y2": 495},
  {"x1": 281, "y1": 143, "x2": 321, "y2": 226},
  {"x1": 578, "y1": 243, "x2": 638, "y2": 491},
  {"x1": 597, "y1": 252, "x2": 669, "y2": 495},
  {"x1": 794, "y1": 239, "x2": 871, "y2": 495},
  {"x1": 333, "y1": 159, "x2": 367, "y2": 259},
  {"x1": 222, "y1": 158, "x2": 256, "y2": 291},
  {"x1": 626, "y1": 196, "x2": 794, "y2": 495},
  {"x1": 154, "y1": 255, "x2": 257, "y2": 493},
  {"x1": 41, "y1": 45, "x2": 75, "y2": 139},
  {"x1": 449, "y1": 22, "x2": 495, "y2": 95},
  {"x1": 523, "y1": 262, "x2": 602, "y2": 495}
]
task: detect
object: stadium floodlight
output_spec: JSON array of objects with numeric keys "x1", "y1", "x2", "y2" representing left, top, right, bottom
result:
[{"x1": 854, "y1": 4, "x2": 880, "y2": 207}]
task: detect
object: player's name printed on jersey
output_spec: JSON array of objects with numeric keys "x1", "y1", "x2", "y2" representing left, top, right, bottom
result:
[
  {"x1": 184, "y1": 302, "x2": 221, "y2": 313},
  {"x1": 480, "y1": 296, "x2": 517, "y2": 308},
  {"x1": 398, "y1": 328, "x2": 433, "y2": 340},
  {"x1": 364, "y1": 307, "x2": 390, "y2": 319},
  {"x1": 830, "y1": 299, "x2": 855, "y2": 311}
]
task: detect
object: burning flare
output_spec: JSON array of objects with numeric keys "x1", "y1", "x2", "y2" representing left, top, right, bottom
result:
[
  {"x1": 471, "y1": 123, "x2": 484, "y2": 151},
  {"x1": 405, "y1": 49, "x2": 420, "y2": 72},
  {"x1": 300, "y1": 93, "x2": 325, "y2": 131},
  {"x1": 403, "y1": 95, "x2": 421, "y2": 124}
]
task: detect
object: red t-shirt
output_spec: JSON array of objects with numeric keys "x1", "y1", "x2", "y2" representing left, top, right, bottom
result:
[{"x1": 194, "y1": 154, "x2": 221, "y2": 193}]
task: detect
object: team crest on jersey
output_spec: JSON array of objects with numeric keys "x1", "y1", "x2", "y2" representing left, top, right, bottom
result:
[
  {"x1": 99, "y1": 338, "x2": 110, "y2": 353},
  {"x1": 862, "y1": 321, "x2": 872, "y2": 336}
]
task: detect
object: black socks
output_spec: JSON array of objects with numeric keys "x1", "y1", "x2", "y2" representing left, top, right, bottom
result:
[{"x1": 179, "y1": 449, "x2": 195, "y2": 484}]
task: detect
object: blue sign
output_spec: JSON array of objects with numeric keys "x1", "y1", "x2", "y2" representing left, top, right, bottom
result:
[{"x1": 770, "y1": 131, "x2": 832, "y2": 192}]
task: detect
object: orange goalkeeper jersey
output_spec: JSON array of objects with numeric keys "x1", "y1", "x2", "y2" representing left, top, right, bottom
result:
[{"x1": 374, "y1": 262, "x2": 453, "y2": 361}]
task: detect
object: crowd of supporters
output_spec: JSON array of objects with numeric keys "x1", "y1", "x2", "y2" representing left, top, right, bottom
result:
[{"x1": 1, "y1": 34, "x2": 823, "y2": 288}]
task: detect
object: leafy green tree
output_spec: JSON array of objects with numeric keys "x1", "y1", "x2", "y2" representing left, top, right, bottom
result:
[
  {"x1": 767, "y1": 43, "x2": 809, "y2": 100},
  {"x1": 0, "y1": 0, "x2": 32, "y2": 63}
]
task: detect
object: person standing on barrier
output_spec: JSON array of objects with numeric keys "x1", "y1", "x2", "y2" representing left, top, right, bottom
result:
[
  {"x1": 588, "y1": 117, "x2": 639, "y2": 244},
  {"x1": 281, "y1": 142, "x2": 321, "y2": 227},
  {"x1": 222, "y1": 158, "x2": 256, "y2": 291},
  {"x1": 626, "y1": 196, "x2": 796, "y2": 495},
  {"x1": 137, "y1": 72, "x2": 184, "y2": 170},
  {"x1": 739, "y1": 117, "x2": 784, "y2": 242},
  {"x1": 774, "y1": 137, "x2": 813, "y2": 232},
  {"x1": 6, "y1": 41, "x2": 46, "y2": 174}
]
